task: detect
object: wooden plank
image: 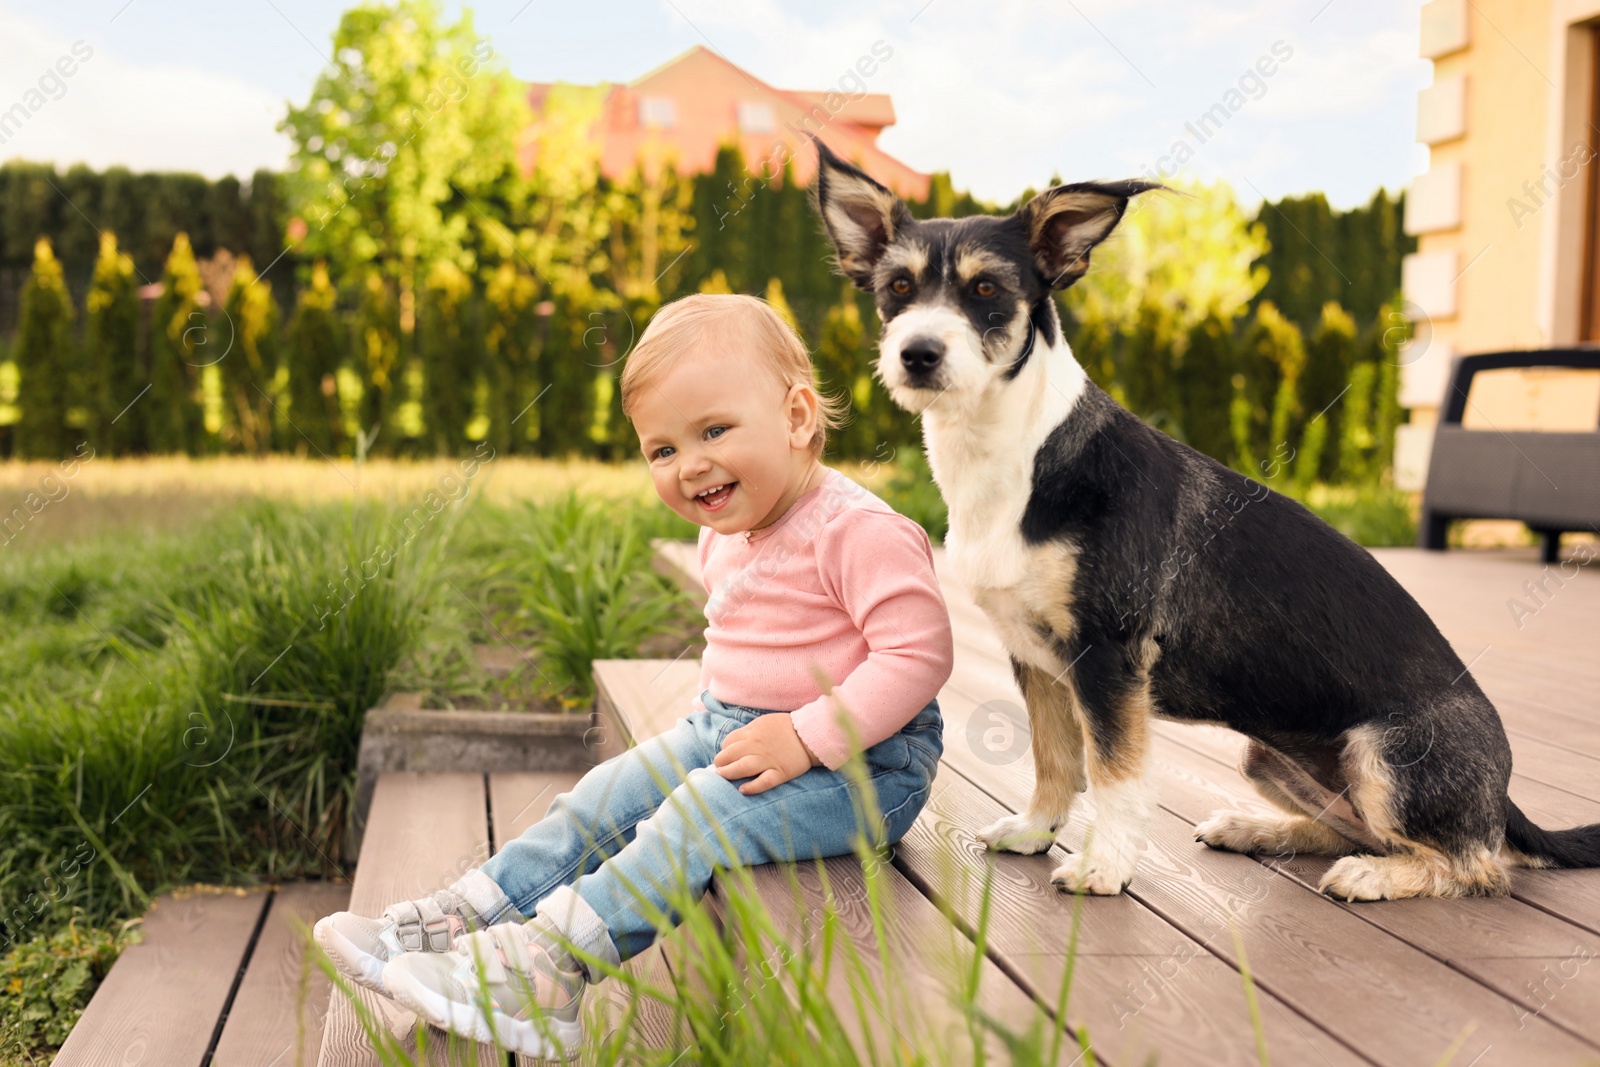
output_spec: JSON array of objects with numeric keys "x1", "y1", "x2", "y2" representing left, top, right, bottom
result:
[
  {"x1": 316, "y1": 772, "x2": 499, "y2": 1067},
  {"x1": 734, "y1": 844, "x2": 1056, "y2": 1062},
  {"x1": 1495, "y1": 690, "x2": 1600, "y2": 761},
  {"x1": 212, "y1": 882, "x2": 351, "y2": 1067},
  {"x1": 896, "y1": 759, "x2": 1369, "y2": 1065},
  {"x1": 53, "y1": 887, "x2": 269, "y2": 1067},
  {"x1": 1500, "y1": 778, "x2": 1600, "y2": 941},
  {"x1": 1147, "y1": 731, "x2": 1600, "y2": 1055},
  {"x1": 489, "y1": 771, "x2": 693, "y2": 1067},
  {"x1": 593, "y1": 657, "x2": 700, "y2": 745},
  {"x1": 650, "y1": 538, "x2": 705, "y2": 610}
]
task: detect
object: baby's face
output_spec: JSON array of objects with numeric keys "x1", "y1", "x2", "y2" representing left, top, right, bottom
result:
[{"x1": 634, "y1": 350, "x2": 805, "y2": 534}]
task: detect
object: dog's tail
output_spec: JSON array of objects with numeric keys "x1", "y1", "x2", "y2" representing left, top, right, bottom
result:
[{"x1": 1505, "y1": 800, "x2": 1600, "y2": 868}]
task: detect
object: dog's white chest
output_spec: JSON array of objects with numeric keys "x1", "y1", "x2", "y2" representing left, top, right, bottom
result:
[
  {"x1": 925, "y1": 338, "x2": 1087, "y2": 676},
  {"x1": 941, "y1": 472, "x2": 1080, "y2": 676}
]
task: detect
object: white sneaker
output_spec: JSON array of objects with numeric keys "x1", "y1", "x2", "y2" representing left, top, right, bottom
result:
[
  {"x1": 384, "y1": 917, "x2": 586, "y2": 1060},
  {"x1": 313, "y1": 869, "x2": 518, "y2": 995}
]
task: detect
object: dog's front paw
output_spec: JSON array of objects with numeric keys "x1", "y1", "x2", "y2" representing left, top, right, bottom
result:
[
  {"x1": 1195, "y1": 810, "x2": 1269, "y2": 853},
  {"x1": 976, "y1": 811, "x2": 1060, "y2": 855},
  {"x1": 1319, "y1": 856, "x2": 1390, "y2": 901},
  {"x1": 1050, "y1": 857, "x2": 1131, "y2": 896}
]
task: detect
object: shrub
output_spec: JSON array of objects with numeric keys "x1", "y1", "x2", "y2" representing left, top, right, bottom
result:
[
  {"x1": 1283, "y1": 483, "x2": 1417, "y2": 547},
  {"x1": 877, "y1": 447, "x2": 948, "y2": 545},
  {"x1": 0, "y1": 919, "x2": 138, "y2": 1066}
]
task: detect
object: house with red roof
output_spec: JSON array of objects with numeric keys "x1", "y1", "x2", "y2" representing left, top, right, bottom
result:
[{"x1": 521, "y1": 45, "x2": 929, "y2": 200}]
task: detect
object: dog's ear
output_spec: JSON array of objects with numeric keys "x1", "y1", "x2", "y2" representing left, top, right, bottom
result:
[
  {"x1": 808, "y1": 135, "x2": 914, "y2": 290},
  {"x1": 1019, "y1": 180, "x2": 1162, "y2": 289}
]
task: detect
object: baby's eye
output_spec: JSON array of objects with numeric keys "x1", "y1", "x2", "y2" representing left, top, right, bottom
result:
[{"x1": 706, "y1": 426, "x2": 726, "y2": 440}]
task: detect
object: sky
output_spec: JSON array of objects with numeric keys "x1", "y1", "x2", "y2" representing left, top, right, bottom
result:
[{"x1": 0, "y1": 0, "x2": 1433, "y2": 211}]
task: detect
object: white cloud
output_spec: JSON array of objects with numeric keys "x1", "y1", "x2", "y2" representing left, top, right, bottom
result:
[
  {"x1": 0, "y1": 13, "x2": 291, "y2": 178},
  {"x1": 1252, "y1": 28, "x2": 1428, "y2": 119},
  {"x1": 1174, "y1": 1, "x2": 1279, "y2": 47}
]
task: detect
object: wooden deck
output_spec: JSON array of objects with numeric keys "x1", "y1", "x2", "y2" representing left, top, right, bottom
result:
[{"x1": 55, "y1": 544, "x2": 1600, "y2": 1066}]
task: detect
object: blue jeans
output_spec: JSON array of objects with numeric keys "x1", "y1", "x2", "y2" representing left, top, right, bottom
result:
[{"x1": 478, "y1": 689, "x2": 943, "y2": 982}]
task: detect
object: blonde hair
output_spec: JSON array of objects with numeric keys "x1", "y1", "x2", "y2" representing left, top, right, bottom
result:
[{"x1": 620, "y1": 293, "x2": 850, "y2": 459}]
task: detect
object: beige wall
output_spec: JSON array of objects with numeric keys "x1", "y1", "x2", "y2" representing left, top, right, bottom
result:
[{"x1": 1395, "y1": 0, "x2": 1600, "y2": 489}]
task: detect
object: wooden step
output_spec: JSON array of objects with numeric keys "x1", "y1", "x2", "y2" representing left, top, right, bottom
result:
[
  {"x1": 650, "y1": 537, "x2": 704, "y2": 610},
  {"x1": 315, "y1": 772, "x2": 499, "y2": 1066},
  {"x1": 212, "y1": 882, "x2": 352, "y2": 1066},
  {"x1": 52, "y1": 887, "x2": 271, "y2": 1067}
]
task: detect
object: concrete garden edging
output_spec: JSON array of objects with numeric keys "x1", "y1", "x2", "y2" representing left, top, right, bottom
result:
[{"x1": 346, "y1": 691, "x2": 614, "y2": 862}]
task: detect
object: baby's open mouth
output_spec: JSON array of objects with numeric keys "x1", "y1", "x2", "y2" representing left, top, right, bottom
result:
[{"x1": 695, "y1": 482, "x2": 737, "y2": 511}]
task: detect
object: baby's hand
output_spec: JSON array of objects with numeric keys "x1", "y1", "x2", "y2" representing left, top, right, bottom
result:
[{"x1": 713, "y1": 713, "x2": 818, "y2": 795}]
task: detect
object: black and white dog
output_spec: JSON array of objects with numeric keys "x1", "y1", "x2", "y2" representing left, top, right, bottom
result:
[{"x1": 807, "y1": 136, "x2": 1600, "y2": 900}]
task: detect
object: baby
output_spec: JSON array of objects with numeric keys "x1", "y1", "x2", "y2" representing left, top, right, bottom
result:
[{"x1": 314, "y1": 292, "x2": 955, "y2": 1058}]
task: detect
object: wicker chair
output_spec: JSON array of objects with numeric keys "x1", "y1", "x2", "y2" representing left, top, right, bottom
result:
[{"x1": 1419, "y1": 347, "x2": 1600, "y2": 563}]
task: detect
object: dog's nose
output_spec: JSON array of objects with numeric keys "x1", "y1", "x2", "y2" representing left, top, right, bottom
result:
[{"x1": 901, "y1": 337, "x2": 945, "y2": 374}]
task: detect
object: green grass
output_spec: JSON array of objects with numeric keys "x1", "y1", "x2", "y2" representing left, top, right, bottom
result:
[
  {"x1": 0, "y1": 489, "x2": 699, "y2": 1061},
  {"x1": 439, "y1": 489, "x2": 699, "y2": 709}
]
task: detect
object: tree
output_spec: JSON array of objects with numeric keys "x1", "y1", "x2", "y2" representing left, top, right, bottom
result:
[
  {"x1": 220, "y1": 256, "x2": 281, "y2": 454},
  {"x1": 13, "y1": 238, "x2": 76, "y2": 458},
  {"x1": 352, "y1": 269, "x2": 400, "y2": 452},
  {"x1": 147, "y1": 232, "x2": 206, "y2": 453},
  {"x1": 688, "y1": 145, "x2": 753, "y2": 295},
  {"x1": 1231, "y1": 302, "x2": 1305, "y2": 475},
  {"x1": 1252, "y1": 190, "x2": 1414, "y2": 333},
  {"x1": 84, "y1": 233, "x2": 141, "y2": 454},
  {"x1": 814, "y1": 283, "x2": 868, "y2": 457},
  {"x1": 2, "y1": 166, "x2": 59, "y2": 275},
  {"x1": 513, "y1": 83, "x2": 623, "y2": 459},
  {"x1": 908, "y1": 171, "x2": 991, "y2": 221},
  {"x1": 244, "y1": 169, "x2": 294, "y2": 304},
  {"x1": 1253, "y1": 193, "x2": 1340, "y2": 331},
  {"x1": 1114, "y1": 304, "x2": 1175, "y2": 433},
  {"x1": 279, "y1": 0, "x2": 529, "y2": 323},
  {"x1": 1174, "y1": 313, "x2": 1236, "y2": 463},
  {"x1": 1065, "y1": 179, "x2": 1267, "y2": 434},
  {"x1": 418, "y1": 258, "x2": 476, "y2": 455},
  {"x1": 1299, "y1": 302, "x2": 1358, "y2": 484},
  {"x1": 1066, "y1": 179, "x2": 1268, "y2": 354},
  {"x1": 1370, "y1": 298, "x2": 1407, "y2": 485},
  {"x1": 285, "y1": 261, "x2": 345, "y2": 456},
  {"x1": 482, "y1": 261, "x2": 537, "y2": 455}
]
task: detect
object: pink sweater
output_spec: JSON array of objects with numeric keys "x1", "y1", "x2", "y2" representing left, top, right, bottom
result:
[{"x1": 692, "y1": 466, "x2": 955, "y2": 770}]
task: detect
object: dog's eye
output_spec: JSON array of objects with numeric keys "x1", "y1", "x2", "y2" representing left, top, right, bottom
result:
[
  {"x1": 890, "y1": 277, "x2": 912, "y2": 296},
  {"x1": 974, "y1": 280, "x2": 997, "y2": 298}
]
